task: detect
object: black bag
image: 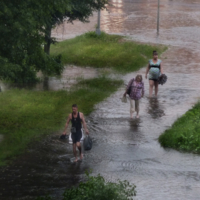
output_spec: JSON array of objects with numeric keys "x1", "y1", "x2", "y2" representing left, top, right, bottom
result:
[
  {"x1": 60, "y1": 134, "x2": 67, "y2": 139},
  {"x1": 127, "y1": 79, "x2": 134, "y2": 96},
  {"x1": 127, "y1": 87, "x2": 131, "y2": 96},
  {"x1": 83, "y1": 135, "x2": 93, "y2": 151},
  {"x1": 158, "y1": 74, "x2": 167, "y2": 85}
]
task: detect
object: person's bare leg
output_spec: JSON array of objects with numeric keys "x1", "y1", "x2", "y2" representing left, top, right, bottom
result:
[
  {"x1": 135, "y1": 100, "x2": 140, "y2": 118},
  {"x1": 130, "y1": 99, "x2": 134, "y2": 118},
  {"x1": 149, "y1": 80, "x2": 154, "y2": 97},
  {"x1": 73, "y1": 143, "x2": 78, "y2": 162},
  {"x1": 76, "y1": 142, "x2": 83, "y2": 160},
  {"x1": 155, "y1": 81, "x2": 159, "y2": 96}
]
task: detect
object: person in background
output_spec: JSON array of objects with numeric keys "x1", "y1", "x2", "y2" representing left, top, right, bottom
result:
[
  {"x1": 124, "y1": 75, "x2": 144, "y2": 118},
  {"x1": 145, "y1": 51, "x2": 163, "y2": 97},
  {"x1": 62, "y1": 104, "x2": 89, "y2": 162}
]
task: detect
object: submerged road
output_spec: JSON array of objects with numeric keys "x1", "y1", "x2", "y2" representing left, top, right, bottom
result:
[{"x1": 1, "y1": 0, "x2": 200, "y2": 199}]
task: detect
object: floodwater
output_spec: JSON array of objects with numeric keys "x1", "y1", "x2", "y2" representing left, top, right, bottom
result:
[
  {"x1": 0, "y1": 66, "x2": 98, "y2": 92},
  {"x1": 1, "y1": 0, "x2": 200, "y2": 200}
]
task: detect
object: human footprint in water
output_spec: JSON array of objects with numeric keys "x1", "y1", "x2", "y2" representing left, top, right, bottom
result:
[
  {"x1": 62, "y1": 104, "x2": 89, "y2": 162},
  {"x1": 124, "y1": 75, "x2": 144, "y2": 118}
]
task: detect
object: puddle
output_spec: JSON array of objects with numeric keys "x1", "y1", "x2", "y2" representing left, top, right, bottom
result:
[{"x1": 0, "y1": 66, "x2": 99, "y2": 92}]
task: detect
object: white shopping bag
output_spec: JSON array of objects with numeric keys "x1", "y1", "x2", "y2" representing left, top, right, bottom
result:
[{"x1": 68, "y1": 129, "x2": 84, "y2": 144}]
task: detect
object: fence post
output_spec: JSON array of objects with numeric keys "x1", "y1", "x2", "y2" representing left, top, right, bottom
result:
[
  {"x1": 157, "y1": 0, "x2": 160, "y2": 35},
  {"x1": 96, "y1": 10, "x2": 101, "y2": 35}
]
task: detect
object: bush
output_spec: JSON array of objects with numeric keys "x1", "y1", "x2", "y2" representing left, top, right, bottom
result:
[
  {"x1": 36, "y1": 172, "x2": 136, "y2": 200},
  {"x1": 0, "y1": 56, "x2": 38, "y2": 84}
]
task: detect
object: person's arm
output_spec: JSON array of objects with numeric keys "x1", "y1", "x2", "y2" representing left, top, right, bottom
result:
[
  {"x1": 160, "y1": 62, "x2": 163, "y2": 74},
  {"x1": 145, "y1": 64, "x2": 150, "y2": 79},
  {"x1": 80, "y1": 113, "x2": 89, "y2": 135},
  {"x1": 63, "y1": 114, "x2": 71, "y2": 135}
]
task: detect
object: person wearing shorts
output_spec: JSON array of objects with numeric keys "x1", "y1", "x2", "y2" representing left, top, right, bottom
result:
[
  {"x1": 145, "y1": 51, "x2": 163, "y2": 97},
  {"x1": 62, "y1": 104, "x2": 89, "y2": 162}
]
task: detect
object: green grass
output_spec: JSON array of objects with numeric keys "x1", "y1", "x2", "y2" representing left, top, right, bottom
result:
[
  {"x1": 159, "y1": 102, "x2": 200, "y2": 153},
  {"x1": 51, "y1": 31, "x2": 167, "y2": 73},
  {"x1": 0, "y1": 77, "x2": 123, "y2": 166}
]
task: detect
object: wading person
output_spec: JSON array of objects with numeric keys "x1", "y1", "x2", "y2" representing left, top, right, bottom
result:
[
  {"x1": 145, "y1": 51, "x2": 163, "y2": 97},
  {"x1": 62, "y1": 104, "x2": 89, "y2": 162},
  {"x1": 124, "y1": 75, "x2": 144, "y2": 118}
]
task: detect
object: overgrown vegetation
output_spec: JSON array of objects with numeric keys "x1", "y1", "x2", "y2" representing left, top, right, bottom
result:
[
  {"x1": 0, "y1": 0, "x2": 108, "y2": 83},
  {"x1": 0, "y1": 77, "x2": 122, "y2": 166},
  {"x1": 159, "y1": 102, "x2": 200, "y2": 153},
  {"x1": 36, "y1": 172, "x2": 136, "y2": 200},
  {"x1": 51, "y1": 31, "x2": 167, "y2": 73}
]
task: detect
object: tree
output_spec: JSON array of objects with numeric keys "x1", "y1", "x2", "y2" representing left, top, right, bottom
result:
[
  {"x1": 43, "y1": 0, "x2": 108, "y2": 55},
  {"x1": 0, "y1": 0, "x2": 70, "y2": 83},
  {"x1": 0, "y1": 0, "x2": 108, "y2": 84}
]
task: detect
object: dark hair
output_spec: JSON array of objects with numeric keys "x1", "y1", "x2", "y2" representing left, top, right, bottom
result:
[
  {"x1": 153, "y1": 50, "x2": 158, "y2": 55},
  {"x1": 72, "y1": 104, "x2": 78, "y2": 108}
]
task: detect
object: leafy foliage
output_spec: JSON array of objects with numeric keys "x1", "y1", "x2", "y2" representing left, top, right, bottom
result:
[
  {"x1": 0, "y1": 0, "x2": 108, "y2": 83},
  {"x1": 62, "y1": 172, "x2": 136, "y2": 200},
  {"x1": 0, "y1": 56, "x2": 38, "y2": 84},
  {"x1": 36, "y1": 172, "x2": 136, "y2": 200},
  {"x1": 0, "y1": 0, "x2": 67, "y2": 83},
  {"x1": 43, "y1": 0, "x2": 108, "y2": 55},
  {"x1": 159, "y1": 102, "x2": 200, "y2": 153}
]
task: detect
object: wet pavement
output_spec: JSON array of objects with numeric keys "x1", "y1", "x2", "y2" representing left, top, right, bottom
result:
[{"x1": 1, "y1": 0, "x2": 200, "y2": 200}]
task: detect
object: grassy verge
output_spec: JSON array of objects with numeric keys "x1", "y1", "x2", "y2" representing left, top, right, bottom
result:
[
  {"x1": 51, "y1": 31, "x2": 167, "y2": 73},
  {"x1": 159, "y1": 102, "x2": 200, "y2": 153},
  {"x1": 0, "y1": 77, "x2": 122, "y2": 166}
]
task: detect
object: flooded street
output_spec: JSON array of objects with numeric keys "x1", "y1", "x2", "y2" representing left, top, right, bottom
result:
[{"x1": 1, "y1": 0, "x2": 200, "y2": 199}]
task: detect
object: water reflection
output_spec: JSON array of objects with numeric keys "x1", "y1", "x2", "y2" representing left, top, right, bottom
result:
[
  {"x1": 129, "y1": 118, "x2": 140, "y2": 132},
  {"x1": 43, "y1": 76, "x2": 49, "y2": 90},
  {"x1": 147, "y1": 97, "x2": 165, "y2": 119},
  {"x1": 0, "y1": 66, "x2": 98, "y2": 92}
]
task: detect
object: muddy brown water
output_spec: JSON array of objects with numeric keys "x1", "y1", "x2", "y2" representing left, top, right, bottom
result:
[{"x1": 1, "y1": 0, "x2": 200, "y2": 199}]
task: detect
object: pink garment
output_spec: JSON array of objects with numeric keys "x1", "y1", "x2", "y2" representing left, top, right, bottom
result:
[{"x1": 127, "y1": 78, "x2": 144, "y2": 100}]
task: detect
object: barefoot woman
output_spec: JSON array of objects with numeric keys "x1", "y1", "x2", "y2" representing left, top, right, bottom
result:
[{"x1": 145, "y1": 51, "x2": 163, "y2": 97}]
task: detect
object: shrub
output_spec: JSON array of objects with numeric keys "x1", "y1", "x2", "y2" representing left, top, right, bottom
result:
[{"x1": 36, "y1": 172, "x2": 136, "y2": 200}]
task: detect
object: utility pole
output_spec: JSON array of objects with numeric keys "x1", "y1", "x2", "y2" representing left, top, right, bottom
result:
[
  {"x1": 157, "y1": 0, "x2": 160, "y2": 35},
  {"x1": 96, "y1": 9, "x2": 101, "y2": 35}
]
